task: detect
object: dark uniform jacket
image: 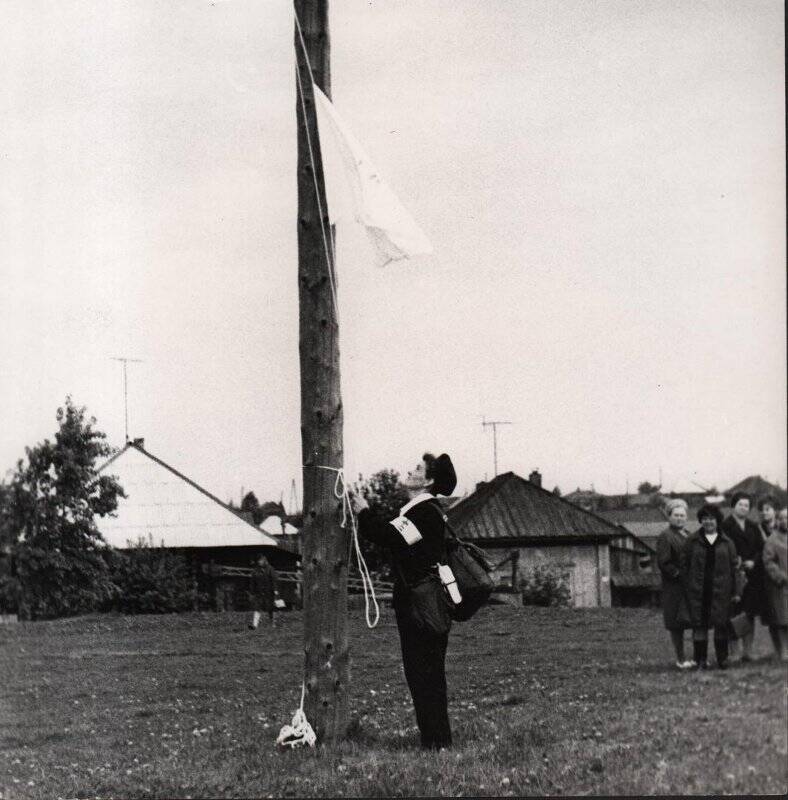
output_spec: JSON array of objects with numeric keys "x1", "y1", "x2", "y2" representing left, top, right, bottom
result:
[
  {"x1": 357, "y1": 493, "x2": 448, "y2": 607},
  {"x1": 721, "y1": 515, "x2": 765, "y2": 616},
  {"x1": 680, "y1": 530, "x2": 737, "y2": 628}
]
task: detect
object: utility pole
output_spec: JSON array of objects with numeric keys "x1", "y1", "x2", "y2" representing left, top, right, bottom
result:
[
  {"x1": 110, "y1": 357, "x2": 143, "y2": 442},
  {"x1": 481, "y1": 416, "x2": 512, "y2": 477},
  {"x1": 294, "y1": 0, "x2": 349, "y2": 743}
]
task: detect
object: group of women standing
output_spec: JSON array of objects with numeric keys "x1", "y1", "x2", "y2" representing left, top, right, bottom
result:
[{"x1": 657, "y1": 493, "x2": 788, "y2": 669}]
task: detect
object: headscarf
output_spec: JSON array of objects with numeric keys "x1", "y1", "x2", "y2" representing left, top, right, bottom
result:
[{"x1": 664, "y1": 498, "x2": 688, "y2": 516}]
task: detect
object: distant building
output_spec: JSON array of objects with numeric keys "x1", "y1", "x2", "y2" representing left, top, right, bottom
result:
[
  {"x1": 724, "y1": 475, "x2": 787, "y2": 507},
  {"x1": 95, "y1": 439, "x2": 298, "y2": 610},
  {"x1": 447, "y1": 471, "x2": 655, "y2": 608}
]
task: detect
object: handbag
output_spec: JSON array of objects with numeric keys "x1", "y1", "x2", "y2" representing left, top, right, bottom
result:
[
  {"x1": 728, "y1": 611, "x2": 753, "y2": 640},
  {"x1": 407, "y1": 573, "x2": 453, "y2": 635},
  {"x1": 444, "y1": 521, "x2": 495, "y2": 622}
]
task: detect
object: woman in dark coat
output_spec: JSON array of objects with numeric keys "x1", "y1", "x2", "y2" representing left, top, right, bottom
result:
[
  {"x1": 351, "y1": 452, "x2": 457, "y2": 750},
  {"x1": 656, "y1": 499, "x2": 692, "y2": 668},
  {"x1": 721, "y1": 492, "x2": 764, "y2": 661},
  {"x1": 681, "y1": 504, "x2": 738, "y2": 669}
]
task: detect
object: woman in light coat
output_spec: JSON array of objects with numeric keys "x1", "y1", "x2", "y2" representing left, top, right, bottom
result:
[
  {"x1": 656, "y1": 499, "x2": 692, "y2": 668},
  {"x1": 762, "y1": 507, "x2": 788, "y2": 661}
]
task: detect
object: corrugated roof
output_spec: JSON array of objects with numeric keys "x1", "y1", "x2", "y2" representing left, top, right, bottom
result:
[
  {"x1": 448, "y1": 472, "x2": 622, "y2": 541},
  {"x1": 95, "y1": 442, "x2": 282, "y2": 550}
]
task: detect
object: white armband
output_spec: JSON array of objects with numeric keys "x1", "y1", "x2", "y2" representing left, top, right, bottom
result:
[{"x1": 388, "y1": 515, "x2": 423, "y2": 546}]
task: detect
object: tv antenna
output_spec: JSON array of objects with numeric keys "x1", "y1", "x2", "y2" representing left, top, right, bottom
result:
[
  {"x1": 110, "y1": 356, "x2": 143, "y2": 442},
  {"x1": 481, "y1": 416, "x2": 512, "y2": 477}
]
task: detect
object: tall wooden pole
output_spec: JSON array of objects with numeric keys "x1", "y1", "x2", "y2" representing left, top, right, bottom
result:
[{"x1": 294, "y1": 0, "x2": 349, "y2": 743}]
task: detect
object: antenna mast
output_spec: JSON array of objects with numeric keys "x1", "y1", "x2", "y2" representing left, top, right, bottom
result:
[
  {"x1": 110, "y1": 357, "x2": 143, "y2": 442},
  {"x1": 481, "y1": 416, "x2": 512, "y2": 478}
]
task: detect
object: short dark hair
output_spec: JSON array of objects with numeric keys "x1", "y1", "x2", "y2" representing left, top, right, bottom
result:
[
  {"x1": 757, "y1": 495, "x2": 777, "y2": 511},
  {"x1": 697, "y1": 504, "x2": 724, "y2": 526},
  {"x1": 730, "y1": 492, "x2": 751, "y2": 509}
]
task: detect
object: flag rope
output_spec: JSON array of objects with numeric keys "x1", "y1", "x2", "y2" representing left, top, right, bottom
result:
[
  {"x1": 313, "y1": 464, "x2": 380, "y2": 629},
  {"x1": 293, "y1": 8, "x2": 340, "y2": 321}
]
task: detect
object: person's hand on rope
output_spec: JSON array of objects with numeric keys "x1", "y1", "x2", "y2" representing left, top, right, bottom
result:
[{"x1": 348, "y1": 488, "x2": 368, "y2": 514}]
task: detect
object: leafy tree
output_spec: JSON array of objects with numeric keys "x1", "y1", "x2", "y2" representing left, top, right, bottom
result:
[
  {"x1": 356, "y1": 469, "x2": 410, "y2": 574},
  {"x1": 258, "y1": 500, "x2": 286, "y2": 521},
  {"x1": 240, "y1": 491, "x2": 260, "y2": 514},
  {"x1": 552, "y1": 486, "x2": 562, "y2": 497},
  {"x1": 637, "y1": 481, "x2": 661, "y2": 495},
  {"x1": 240, "y1": 491, "x2": 266, "y2": 524},
  {"x1": 5, "y1": 397, "x2": 124, "y2": 619}
]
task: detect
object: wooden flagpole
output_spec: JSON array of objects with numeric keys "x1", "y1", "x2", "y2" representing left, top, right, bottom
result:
[{"x1": 294, "y1": 0, "x2": 349, "y2": 743}]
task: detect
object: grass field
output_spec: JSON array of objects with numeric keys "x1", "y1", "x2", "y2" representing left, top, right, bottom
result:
[{"x1": 1, "y1": 604, "x2": 786, "y2": 798}]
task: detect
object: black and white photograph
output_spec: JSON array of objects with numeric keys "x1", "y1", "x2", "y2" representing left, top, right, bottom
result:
[{"x1": 1, "y1": 1, "x2": 785, "y2": 796}]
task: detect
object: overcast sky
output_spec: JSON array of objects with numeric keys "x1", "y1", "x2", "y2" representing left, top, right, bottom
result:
[{"x1": 1, "y1": 0, "x2": 785, "y2": 505}]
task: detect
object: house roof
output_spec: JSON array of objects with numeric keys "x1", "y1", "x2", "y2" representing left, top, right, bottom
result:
[
  {"x1": 95, "y1": 442, "x2": 283, "y2": 550},
  {"x1": 259, "y1": 515, "x2": 299, "y2": 536},
  {"x1": 610, "y1": 572, "x2": 661, "y2": 589},
  {"x1": 448, "y1": 472, "x2": 623, "y2": 542},
  {"x1": 598, "y1": 507, "x2": 668, "y2": 524},
  {"x1": 724, "y1": 475, "x2": 787, "y2": 504}
]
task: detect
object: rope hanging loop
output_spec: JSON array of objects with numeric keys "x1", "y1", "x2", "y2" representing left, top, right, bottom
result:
[{"x1": 313, "y1": 464, "x2": 380, "y2": 629}]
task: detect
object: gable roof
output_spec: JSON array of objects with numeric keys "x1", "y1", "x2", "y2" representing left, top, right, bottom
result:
[
  {"x1": 448, "y1": 472, "x2": 623, "y2": 542},
  {"x1": 95, "y1": 441, "x2": 282, "y2": 550},
  {"x1": 724, "y1": 475, "x2": 787, "y2": 505}
]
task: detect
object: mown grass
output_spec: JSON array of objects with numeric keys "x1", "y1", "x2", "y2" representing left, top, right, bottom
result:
[{"x1": 0, "y1": 605, "x2": 786, "y2": 798}]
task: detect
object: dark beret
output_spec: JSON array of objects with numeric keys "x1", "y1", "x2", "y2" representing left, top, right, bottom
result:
[{"x1": 424, "y1": 452, "x2": 457, "y2": 496}]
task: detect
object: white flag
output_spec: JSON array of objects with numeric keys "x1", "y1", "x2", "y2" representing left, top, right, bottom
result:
[{"x1": 312, "y1": 85, "x2": 432, "y2": 267}]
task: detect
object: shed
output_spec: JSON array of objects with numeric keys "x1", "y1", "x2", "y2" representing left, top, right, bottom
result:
[{"x1": 448, "y1": 472, "x2": 653, "y2": 608}]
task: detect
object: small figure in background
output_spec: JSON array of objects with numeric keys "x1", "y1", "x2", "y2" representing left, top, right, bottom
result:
[
  {"x1": 656, "y1": 499, "x2": 692, "y2": 668},
  {"x1": 249, "y1": 555, "x2": 277, "y2": 629},
  {"x1": 682, "y1": 504, "x2": 737, "y2": 669},
  {"x1": 762, "y1": 507, "x2": 788, "y2": 661}
]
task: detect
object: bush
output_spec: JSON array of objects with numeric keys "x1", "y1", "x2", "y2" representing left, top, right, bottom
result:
[
  {"x1": 107, "y1": 541, "x2": 200, "y2": 614},
  {"x1": 0, "y1": 571, "x2": 22, "y2": 614},
  {"x1": 520, "y1": 565, "x2": 571, "y2": 607}
]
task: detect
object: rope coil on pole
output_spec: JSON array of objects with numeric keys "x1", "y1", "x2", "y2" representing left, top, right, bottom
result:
[{"x1": 314, "y1": 465, "x2": 380, "y2": 629}]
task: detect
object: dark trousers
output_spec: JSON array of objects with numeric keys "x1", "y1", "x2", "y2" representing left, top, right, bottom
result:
[{"x1": 394, "y1": 603, "x2": 452, "y2": 749}]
